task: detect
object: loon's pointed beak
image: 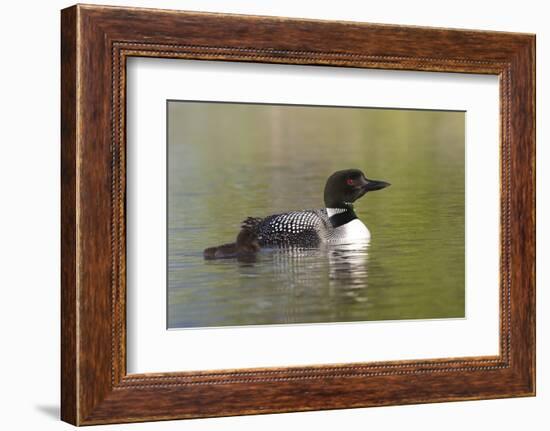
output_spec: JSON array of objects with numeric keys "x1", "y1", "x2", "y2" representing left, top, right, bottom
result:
[{"x1": 364, "y1": 178, "x2": 391, "y2": 192}]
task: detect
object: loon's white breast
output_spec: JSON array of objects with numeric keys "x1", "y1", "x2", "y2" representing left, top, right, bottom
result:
[
  {"x1": 330, "y1": 219, "x2": 371, "y2": 243},
  {"x1": 338, "y1": 218, "x2": 370, "y2": 239},
  {"x1": 326, "y1": 208, "x2": 371, "y2": 243}
]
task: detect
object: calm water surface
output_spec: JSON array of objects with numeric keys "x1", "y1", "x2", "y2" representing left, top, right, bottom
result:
[{"x1": 168, "y1": 102, "x2": 465, "y2": 328}]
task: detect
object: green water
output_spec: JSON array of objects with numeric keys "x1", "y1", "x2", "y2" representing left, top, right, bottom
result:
[{"x1": 167, "y1": 101, "x2": 465, "y2": 328}]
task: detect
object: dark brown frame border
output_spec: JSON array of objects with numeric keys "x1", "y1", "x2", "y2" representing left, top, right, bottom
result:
[{"x1": 61, "y1": 4, "x2": 535, "y2": 425}]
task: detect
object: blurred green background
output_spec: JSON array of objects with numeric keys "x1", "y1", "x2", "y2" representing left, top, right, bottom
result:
[{"x1": 167, "y1": 101, "x2": 465, "y2": 328}]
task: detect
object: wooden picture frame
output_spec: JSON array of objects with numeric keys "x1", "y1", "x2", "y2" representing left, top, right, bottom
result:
[{"x1": 61, "y1": 4, "x2": 535, "y2": 425}]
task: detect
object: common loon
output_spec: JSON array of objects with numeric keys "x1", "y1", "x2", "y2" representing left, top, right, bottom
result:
[{"x1": 204, "y1": 169, "x2": 390, "y2": 259}]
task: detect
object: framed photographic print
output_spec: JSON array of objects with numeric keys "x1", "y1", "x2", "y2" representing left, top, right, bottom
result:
[{"x1": 61, "y1": 4, "x2": 535, "y2": 425}]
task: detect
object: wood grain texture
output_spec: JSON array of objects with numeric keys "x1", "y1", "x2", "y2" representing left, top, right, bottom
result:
[
  {"x1": 60, "y1": 4, "x2": 536, "y2": 425},
  {"x1": 60, "y1": 5, "x2": 78, "y2": 425}
]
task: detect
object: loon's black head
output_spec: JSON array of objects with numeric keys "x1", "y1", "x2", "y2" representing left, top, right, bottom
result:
[{"x1": 323, "y1": 169, "x2": 390, "y2": 208}]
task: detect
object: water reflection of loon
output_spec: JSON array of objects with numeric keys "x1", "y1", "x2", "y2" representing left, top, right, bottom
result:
[
  {"x1": 241, "y1": 241, "x2": 371, "y2": 323},
  {"x1": 265, "y1": 242, "x2": 370, "y2": 285},
  {"x1": 327, "y1": 241, "x2": 371, "y2": 291},
  {"x1": 204, "y1": 169, "x2": 389, "y2": 260}
]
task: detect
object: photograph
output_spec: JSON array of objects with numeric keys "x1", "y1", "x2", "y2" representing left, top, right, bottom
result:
[{"x1": 167, "y1": 101, "x2": 465, "y2": 328}]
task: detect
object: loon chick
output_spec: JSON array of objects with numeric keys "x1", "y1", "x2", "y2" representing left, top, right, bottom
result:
[
  {"x1": 204, "y1": 228, "x2": 260, "y2": 260},
  {"x1": 203, "y1": 169, "x2": 389, "y2": 258}
]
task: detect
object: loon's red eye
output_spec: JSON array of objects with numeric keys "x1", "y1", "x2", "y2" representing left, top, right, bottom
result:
[{"x1": 346, "y1": 178, "x2": 355, "y2": 186}]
